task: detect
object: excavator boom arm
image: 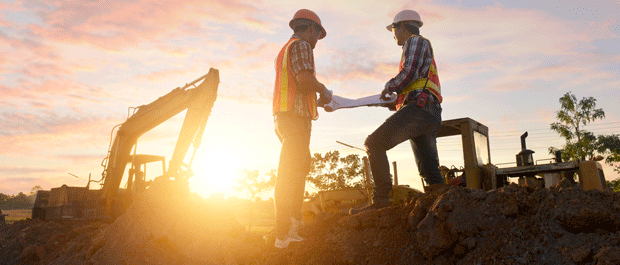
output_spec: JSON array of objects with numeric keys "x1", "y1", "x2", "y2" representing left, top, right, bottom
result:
[{"x1": 101, "y1": 68, "x2": 219, "y2": 216}]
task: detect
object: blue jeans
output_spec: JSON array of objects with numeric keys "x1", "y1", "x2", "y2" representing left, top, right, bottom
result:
[
  {"x1": 365, "y1": 102, "x2": 443, "y2": 203},
  {"x1": 274, "y1": 113, "x2": 312, "y2": 238}
]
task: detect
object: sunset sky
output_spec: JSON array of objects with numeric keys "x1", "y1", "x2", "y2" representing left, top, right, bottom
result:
[{"x1": 1, "y1": 0, "x2": 619, "y2": 199}]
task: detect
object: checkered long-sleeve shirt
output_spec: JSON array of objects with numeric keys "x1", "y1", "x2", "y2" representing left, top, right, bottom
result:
[
  {"x1": 385, "y1": 35, "x2": 441, "y2": 118},
  {"x1": 385, "y1": 35, "x2": 437, "y2": 102}
]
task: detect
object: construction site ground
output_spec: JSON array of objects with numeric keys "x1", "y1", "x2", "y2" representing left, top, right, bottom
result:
[{"x1": 3, "y1": 179, "x2": 620, "y2": 265}]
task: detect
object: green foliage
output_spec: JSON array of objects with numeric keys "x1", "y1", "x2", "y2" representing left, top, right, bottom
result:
[
  {"x1": 0, "y1": 191, "x2": 35, "y2": 210},
  {"x1": 596, "y1": 134, "x2": 620, "y2": 173},
  {"x1": 233, "y1": 170, "x2": 276, "y2": 231},
  {"x1": 606, "y1": 178, "x2": 620, "y2": 192},
  {"x1": 307, "y1": 151, "x2": 369, "y2": 193},
  {"x1": 30, "y1": 185, "x2": 42, "y2": 195},
  {"x1": 549, "y1": 92, "x2": 620, "y2": 174},
  {"x1": 0, "y1": 193, "x2": 7, "y2": 205},
  {"x1": 234, "y1": 169, "x2": 276, "y2": 201},
  {"x1": 549, "y1": 92, "x2": 605, "y2": 161}
]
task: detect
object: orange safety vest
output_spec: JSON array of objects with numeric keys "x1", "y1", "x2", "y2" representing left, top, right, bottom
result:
[
  {"x1": 394, "y1": 36, "x2": 442, "y2": 110},
  {"x1": 273, "y1": 38, "x2": 319, "y2": 119}
]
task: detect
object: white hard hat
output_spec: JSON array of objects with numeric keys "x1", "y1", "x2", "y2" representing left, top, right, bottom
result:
[{"x1": 386, "y1": 10, "x2": 423, "y2": 31}]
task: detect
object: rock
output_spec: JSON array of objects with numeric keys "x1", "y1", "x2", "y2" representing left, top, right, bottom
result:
[
  {"x1": 556, "y1": 178, "x2": 574, "y2": 189},
  {"x1": 595, "y1": 247, "x2": 620, "y2": 265}
]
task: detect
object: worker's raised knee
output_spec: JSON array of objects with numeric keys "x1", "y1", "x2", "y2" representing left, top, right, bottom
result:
[{"x1": 364, "y1": 135, "x2": 383, "y2": 152}]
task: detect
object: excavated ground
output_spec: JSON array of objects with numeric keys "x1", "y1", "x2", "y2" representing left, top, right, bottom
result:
[{"x1": 3, "y1": 179, "x2": 620, "y2": 265}]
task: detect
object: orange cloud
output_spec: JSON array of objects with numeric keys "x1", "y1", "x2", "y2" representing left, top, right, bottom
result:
[
  {"x1": 23, "y1": 0, "x2": 267, "y2": 51},
  {"x1": 0, "y1": 78, "x2": 103, "y2": 103}
]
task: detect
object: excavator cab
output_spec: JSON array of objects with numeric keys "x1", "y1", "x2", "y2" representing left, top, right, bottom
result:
[{"x1": 126, "y1": 154, "x2": 166, "y2": 193}]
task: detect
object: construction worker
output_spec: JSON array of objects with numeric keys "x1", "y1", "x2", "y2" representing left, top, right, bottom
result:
[
  {"x1": 272, "y1": 9, "x2": 332, "y2": 248},
  {"x1": 350, "y1": 9, "x2": 444, "y2": 215}
]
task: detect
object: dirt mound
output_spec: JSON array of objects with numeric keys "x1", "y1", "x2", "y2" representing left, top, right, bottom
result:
[
  {"x1": 4, "y1": 180, "x2": 620, "y2": 265},
  {"x1": 0, "y1": 218, "x2": 107, "y2": 265},
  {"x1": 254, "y1": 181, "x2": 620, "y2": 265},
  {"x1": 1, "y1": 180, "x2": 266, "y2": 265}
]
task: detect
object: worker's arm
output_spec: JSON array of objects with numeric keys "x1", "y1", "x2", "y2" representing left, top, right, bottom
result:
[
  {"x1": 383, "y1": 36, "x2": 431, "y2": 97},
  {"x1": 290, "y1": 40, "x2": 332, "y2": 104},
  {"x1": 297, "y1": 71, "x2": 332, "y2": 106},
  {"x1": 296, "y1": 70, "x2": 327, "y2": 94}
]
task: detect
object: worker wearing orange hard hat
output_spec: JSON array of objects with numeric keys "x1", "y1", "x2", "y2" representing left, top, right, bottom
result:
[
  {"x1": 272, "y1": 8, "x2": 332, "y2": 248},
  {"x1": 351, "y1": 9, "x2": 445, "y2": 215}
]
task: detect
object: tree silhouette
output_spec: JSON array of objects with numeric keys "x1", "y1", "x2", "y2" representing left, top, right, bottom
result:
[
  {"x1": 234, "y1": 169, "x2": 275, "y2": 230},
  {"x1": 549, "y1": 92, "x2": 604, "y2": 161},
  {"x1": 307, "y1": 151, "x2": 369, "y2": 194},
  {"x1": 549, "y1": 91, "x2": 620, "y2": 175}
]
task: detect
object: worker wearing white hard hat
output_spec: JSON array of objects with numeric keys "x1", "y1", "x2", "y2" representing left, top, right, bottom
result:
[
  {"x1": 351, "y1": 9, "x2": 445, "y2": 215},
  {"x1": 272, "y1": 9, "x2": 332, "y2": 249}
]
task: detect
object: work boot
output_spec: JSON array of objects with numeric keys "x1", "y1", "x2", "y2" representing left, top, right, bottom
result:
[
  {"x1": 288, "y1": 217, "x2": 304, "y2": 241},
  {"x1": 274, "y1": 235, "x2": 295, "y2": 249},
  {"x1": 349, "y1": 201, "x2": 391, "y2": 215}
]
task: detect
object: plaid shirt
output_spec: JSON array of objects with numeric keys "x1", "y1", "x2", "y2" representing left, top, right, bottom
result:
[
  {"x1": 287, "y1": 35, "x2": 315, "y2": 118},
  {"x1": 385, "y1": 35, "x2": 440, "y2": 104}
]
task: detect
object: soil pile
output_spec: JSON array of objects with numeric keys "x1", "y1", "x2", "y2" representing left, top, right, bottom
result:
[
  {"x1": 0, "y1": 218, "x2": 106, "y2": 264},
  {"x1": 3, "y1": 179, "x2": 620, "y2": 264},
  {"x1": 255, "y1": 180, "x2": 620, "y2": 265}
]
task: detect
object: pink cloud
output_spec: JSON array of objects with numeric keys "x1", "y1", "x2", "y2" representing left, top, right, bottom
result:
[
  {"x1": 320, "y1": 46, "x2": 397, "y2": 84},
  {"x1": 0, "y1": 7, "x2": 12, "y2": 27},
  {"x1": 0, "y1": 78, "x2": 101, "y2": 103},
  {"x1": 0, "y1": 115, "x2": 119, "y2": 151},
  {"x1": 0, "y1": 31, "x2": 59, "y2": 61},
  {"x1": 486, "y1": 81, "x2": 534, "y2": 92},
  {"x1": 23, "y1": 0, "x2": 267, "y2": 51},
  {"x1": 135, "y1": 68, "x2": 193, "y2": 82},
  {"x1": 56, "y1": 154, "x2": 106, "y2": 164},
  {"x1": 0, "y1": 167, "x2": 54, "y2": 176},
  {"x1": 537, "y1": 107, "x2": 556, "y2": 124}
]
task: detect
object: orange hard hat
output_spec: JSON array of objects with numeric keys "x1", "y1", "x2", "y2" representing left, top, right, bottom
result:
[{"x1": 289, "y1": 9, "x2": 326, "y2": 39}]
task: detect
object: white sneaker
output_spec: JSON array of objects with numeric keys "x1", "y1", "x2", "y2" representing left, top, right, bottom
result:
[
  {"x1": 274, "y1": 235, "x2": 295, "y2": 249},
  {"x1": 289, "y1": 217, "x2": 304, "y2": 241}
]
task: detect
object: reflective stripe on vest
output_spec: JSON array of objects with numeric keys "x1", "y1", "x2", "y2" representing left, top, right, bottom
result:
[
  {"x1": 394, "y1": 36, "x2": 442, "y2": 110},
  {"x1": 273, "y1": 38, "x2": 318, "y2": 119}
]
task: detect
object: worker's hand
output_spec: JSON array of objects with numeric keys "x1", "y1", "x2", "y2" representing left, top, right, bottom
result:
[
  {"x1": 381, "y1": 88, "x2": 397, "y2": 111},
  {"x1": 380, "y1": 88, "x2": 395, "y2": 101},
  {"x1": 318, "y1": 86, "x2": 332, "y2": 107}
]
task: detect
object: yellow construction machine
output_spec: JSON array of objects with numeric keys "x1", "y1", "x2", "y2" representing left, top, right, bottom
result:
[
  {"x1": 32, "y1": 68, "x2": 220, "y2": 221},
  {"x1": 301, "y1": 117, "x2": 607, "y2": 222},
  {"x1": 433, "y1": 117, "x2": 606, "y2": 191}
]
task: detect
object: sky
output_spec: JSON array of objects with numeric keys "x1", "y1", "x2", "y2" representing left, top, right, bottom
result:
[{"x1": 1, "y1": 0, "x2": 619, "y2": 199}]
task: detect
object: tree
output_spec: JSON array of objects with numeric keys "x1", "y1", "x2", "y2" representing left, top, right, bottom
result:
[
  {"x1": 307, "y1": 151, "x2": 369, "y2": 194},
  {"x1": 30, "y1": 185, "x2": 42, "y2": 195},
  {"x1": 606, "y1": 177, "x2": 620, "y2": 192},
  {"x1": 596, "y1": 134, "x2": 620, "y2": 173},
  {"x1": 233, "y1": 169, "x2": 276, "y2": 230},
  {"x1": 0, "y1": 193, "x2": 7, "y2": 206},
  {"x1": 234, "y1": 169, "x2": 276, "y2": 201},
  {"x1": 549, "y1": 92, "x2": 620, "y2": 180},
  {"x1": 549, "y1": 92, "x2": 605, "y2": 161}
]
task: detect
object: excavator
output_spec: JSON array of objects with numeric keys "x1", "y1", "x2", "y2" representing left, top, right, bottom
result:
[{"x1": 32, "y1": 68, "x2": 220, "y2": 221}]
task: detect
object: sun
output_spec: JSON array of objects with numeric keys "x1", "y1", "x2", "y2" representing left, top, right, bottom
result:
[{"x1": 189, "y1": 149, "x2": 241, "y2": 198}]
